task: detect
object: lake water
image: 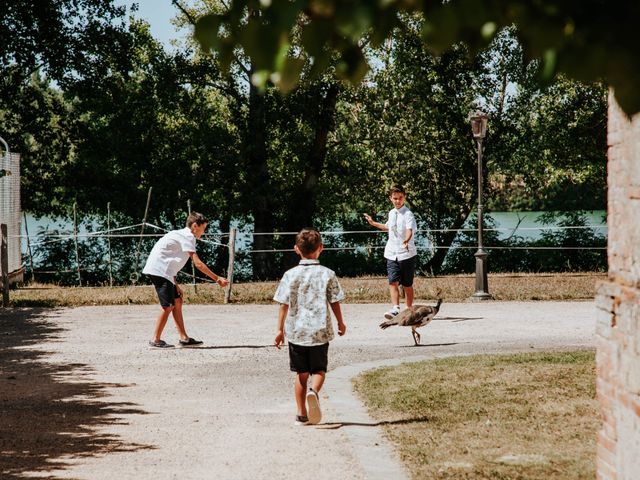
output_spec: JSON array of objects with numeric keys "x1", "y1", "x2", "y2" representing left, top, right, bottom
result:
[
  {"x1": 21, "y1": 210, "x2": 607, "y2": 254},
  {"x1": 473, "y1": 210, "x2": 607, "y2": 240}
]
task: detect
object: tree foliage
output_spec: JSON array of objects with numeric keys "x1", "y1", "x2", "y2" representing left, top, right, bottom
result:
[
  {"x1": 1, "y1": 1, "x2": 609, "y2": 282},
  {"x1": 193, "y1": 0, "x2": 639, "y2": 116}
]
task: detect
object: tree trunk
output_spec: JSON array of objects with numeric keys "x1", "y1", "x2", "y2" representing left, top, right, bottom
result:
[
  {"x1": 281, "y1": 83, "x2": 340, "y2": 270},
  {"x1": 246, "y1": 81, "x2": 276, "y2": 280},
  {"x1": 424, "y1": 204, "x2": 473, "y2": 274},
  {"x1": 213, "y1": 214, "x2": 231, "y2": 275}
]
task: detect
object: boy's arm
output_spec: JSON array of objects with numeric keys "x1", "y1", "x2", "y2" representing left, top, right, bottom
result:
[
  {"x1": 363, "y1": 213, "x2": 389, "y2": 231},
  {"x1": 403, "y1": 212, "x2": 417, "y2": 249},
  {"x1": 274, "y1": 303, "x2": 288, "y2": 349},
  {"x1": 330, "y1": 302, "x2": 346, "y2": 336},
  {"x1": 189, "y1": 252, "x2": 229, "y2": 287},
  {"x1": 403, "y1": 228, "x2": 414, "y2": 249},
  {"x1": 174, "y1": 277, "x2": 183, "y2": 297}
]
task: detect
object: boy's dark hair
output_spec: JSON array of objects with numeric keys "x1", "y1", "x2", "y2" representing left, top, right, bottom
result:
[
  {"x1": 295, "y1": 228, "x2": 322, "y2": 256},
  {"x1": 388, "y1": 184, "x2": 406, "y2": 196},
  {"x1": 186, "y1": 212, "x2": 208, "y2": 227}
]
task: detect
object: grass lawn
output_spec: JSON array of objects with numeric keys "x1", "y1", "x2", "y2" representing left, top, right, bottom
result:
[
  {"x1": 353, "y1": 350, "x2": 598, "y2": 480},
  {"x1": 9, "y1": 272, "x2": 605, "y2": 307}
]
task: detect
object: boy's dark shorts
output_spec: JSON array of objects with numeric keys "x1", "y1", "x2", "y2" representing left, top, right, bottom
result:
[
  {"x1": 288, "y1": 342, "x2": 329, "y2": 374},
  {"x1": 387, "y1": 255, "x2": 417, "y2": 287},
  {"x1": 148, "y1": 274, "x2": 181, "y2": 307}
]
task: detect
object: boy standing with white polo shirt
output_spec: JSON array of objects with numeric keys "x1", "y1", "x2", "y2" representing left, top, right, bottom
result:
[
  {"x1": 143, "y1": 212, "x2": 229, "y2": 349},
  {"x1": 364, "y1": 185, "x2": 418, "y2": 319}
]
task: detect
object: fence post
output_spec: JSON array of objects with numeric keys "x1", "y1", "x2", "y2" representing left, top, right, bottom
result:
[
  {"x1": 132, "y1": 187, "x2": 152, "y2": 285},
  {"x1": 187, "y1": 200, "x2": 197, "y2": 294},
  {"x1": 107, "y1": 202, "x2": 113, "y2": 287},
  {"x1": 73, "y1": 202, "x2": 81, "y2": 286},
  {"x1": 23, "y1": 211, "x2": 34, "y2": 282},
  {"x1": 224, "y1": 227, "x2": 236, "y2": 304},
  {"x1": 1, "y1": 224, "x2": 9, "y2": 307}
]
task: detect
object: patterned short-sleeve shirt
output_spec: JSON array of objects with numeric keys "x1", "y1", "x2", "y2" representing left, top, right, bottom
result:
[{"x1": 273, "y1": 259, "x2": 345, "y2": 346}]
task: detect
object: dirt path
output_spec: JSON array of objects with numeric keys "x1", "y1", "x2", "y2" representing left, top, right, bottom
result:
[{"x1": 1, "y1": 302, "x2": 596, "y2": 479}]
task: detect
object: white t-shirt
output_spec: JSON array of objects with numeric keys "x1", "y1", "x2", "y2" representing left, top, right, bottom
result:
[
  {"x1": 384, "y1": 206, "x2": 418, "y2": 261},
  {"x1": 142, "y1": 227, "x2": 197, "y2": 283}
]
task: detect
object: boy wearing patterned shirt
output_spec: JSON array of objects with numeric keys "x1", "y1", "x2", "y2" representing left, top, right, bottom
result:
[{"x1": 273, "y1": 228, "x2": 347, "y2": 425}]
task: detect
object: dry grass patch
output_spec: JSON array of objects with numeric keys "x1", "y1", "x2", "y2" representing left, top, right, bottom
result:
[
  {"x1": 9, "y1": 272, "x2": 604, "y2": 307},
  {"x1": 353, "y1": 350, "x2": 597, "y2": 480}
]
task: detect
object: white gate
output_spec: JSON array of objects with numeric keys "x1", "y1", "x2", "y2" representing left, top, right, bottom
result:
[{"x1": 0, "y1": 147, "x2": 22, "y2": 280}]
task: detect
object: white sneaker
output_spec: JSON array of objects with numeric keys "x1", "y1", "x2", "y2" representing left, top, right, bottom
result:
[
  {"x1": 306, "y1": 389, "x2": 322, "y2": 425},
  {"x1": 384, "y1": 307, "x2": 400, "y2": 320}
]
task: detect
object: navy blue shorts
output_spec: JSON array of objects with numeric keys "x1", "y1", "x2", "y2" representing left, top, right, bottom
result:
[
  {"x1": 387, "y1": 256, "x2": 417, "y2": 287},
  {"x1": 288, "y1": 342, "x2": 329, "y2": 374},
  {"x1": 148, "y1": 275, "x2": 181, "y2": 307}
]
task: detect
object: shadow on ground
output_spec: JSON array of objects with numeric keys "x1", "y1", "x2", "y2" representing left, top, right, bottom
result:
[
  {"x1": 318, "y1": 415, "x2": 431, "y2": 429},
  {"x1": 0, "y1": 308, "x2": 152, "y2": 479}
]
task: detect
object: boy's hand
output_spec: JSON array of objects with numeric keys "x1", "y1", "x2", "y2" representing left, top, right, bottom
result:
[
  {"x1": 216, "y1": 277, "x2": 229, "y2": 287},
  {"x1": 274, "y1": 331, "x2": 285, "y2": 349},
  {"x1": 338, "y1": 322, "x2": 347, "y2": 336}
]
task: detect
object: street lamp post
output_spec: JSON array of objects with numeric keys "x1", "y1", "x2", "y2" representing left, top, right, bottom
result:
[{"x1": 468, "y1": 111, "x2": 491, "y2": 301}]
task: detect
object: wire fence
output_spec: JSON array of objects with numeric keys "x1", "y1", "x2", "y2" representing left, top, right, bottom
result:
[
  {"x1": 8, "y1": 219, "x2": 608, "y2": 290},
  {"x1": 11, "y1": 223, "x2": 608, "y2": 252}
]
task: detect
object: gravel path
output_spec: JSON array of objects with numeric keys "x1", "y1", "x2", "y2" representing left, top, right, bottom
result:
[{"x1": 1, "y1": 301, "x2": 596, "y2": 479}]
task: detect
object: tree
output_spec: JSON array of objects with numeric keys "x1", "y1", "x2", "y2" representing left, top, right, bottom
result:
[
  {"x1": 65, "y1": 19, "x2": 240, "y2": 225},
  {"x1": 193, "y1": 0, "x2": 640, "y2": 116},
  {"x1": 175, "y1": 0, "x2": 348, "y2": 278},
  {"x1": 1, "y1": 0, "x2": 133, "y2": 216},
  {"x1": 324, "y1": 27, "x2": 478, "y2": 273},
  {"x1": 472, "y1": 28, "x2": 607, "y2": 211}
]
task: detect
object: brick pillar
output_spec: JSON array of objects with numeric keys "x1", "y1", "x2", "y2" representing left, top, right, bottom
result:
[{"x1": 595, "y1": 91, "x2": 640, "y2": 480}]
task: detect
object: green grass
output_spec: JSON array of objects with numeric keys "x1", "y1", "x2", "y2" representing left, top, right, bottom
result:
[
  {"x1": 9, "y1": 272, "x2": 605, "y2": 307},
  {"x1": 353, "y1": 350, "x2": 598, "y2": 480}
]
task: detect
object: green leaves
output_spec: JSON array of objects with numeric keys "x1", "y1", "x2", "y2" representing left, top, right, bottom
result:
[
  {"x1": 194, "y1": 14, "x2": 222, "y2": 51},
  {"x1": 192, "y1": 0, "x2": 640, "y2": 116}
]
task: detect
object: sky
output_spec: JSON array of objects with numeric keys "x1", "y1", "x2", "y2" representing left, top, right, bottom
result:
[{"x1": 112, "y1": 0, "x2": 187, "y2": 49}]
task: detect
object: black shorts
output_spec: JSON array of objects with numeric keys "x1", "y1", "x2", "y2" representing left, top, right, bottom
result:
[
  {"x1": 387, "y1": 256, "x2": 417, "y2": 287},
  {"x1": 148, "y1": 275, "x2": 181, "y2": 307},
  {"x1": 288, "y1": 342, "x2": 329, "y2": 374}
]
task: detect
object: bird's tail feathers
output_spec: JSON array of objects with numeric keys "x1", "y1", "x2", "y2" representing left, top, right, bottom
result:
[{"x1": 379, "y1": 320, "x2": 397, "y2": 329}]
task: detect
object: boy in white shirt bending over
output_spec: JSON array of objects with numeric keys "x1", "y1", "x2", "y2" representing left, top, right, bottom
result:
[
  {"x1": 143, "y1": 212, "x2": 228, "y2": 349},
  {"x1": 364, "y1": 185, "x2": 418, "y2": 319}
]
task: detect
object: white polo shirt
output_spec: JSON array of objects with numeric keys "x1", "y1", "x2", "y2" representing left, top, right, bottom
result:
[
  {"x1": 384, "y1": 206, "x2": 418, "y2": 261},
  {"x1": 142, "y1": 228, "x2": 196, "y2": 283}
]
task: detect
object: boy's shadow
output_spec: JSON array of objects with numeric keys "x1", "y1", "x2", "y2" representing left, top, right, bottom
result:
[
  {"x1": 317, "y1": 415, "x2": 430, "y2": 429},
  {"x1": 194, "y1": 345, "x2": 273, "y2": 350},
  {"x1": 437, "y1": 316, "x2": 484, "y2": 323},
  {"x1": 400, "y1": 342, "x2": 460, "y2": 348}
]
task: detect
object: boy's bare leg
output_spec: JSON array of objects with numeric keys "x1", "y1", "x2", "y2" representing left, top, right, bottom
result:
[
  {"x1": 389, "y1": 283, "x2": 400, "y2": 306},
  {"x1": 405, "y1": 286, "x2": 414, "y2": 308},
  {"x1": 170, "y1": 296, "x2": 189, "y2": 340},
  {"x1": 152, "y1": 306, "x2": 173, "y2": 342},
  {"x1": 311, "y1": 371, "x2": 326, "y2": 393},
  {"x1": 295, "y1": 373, "x2": 310, "y2": 416}
]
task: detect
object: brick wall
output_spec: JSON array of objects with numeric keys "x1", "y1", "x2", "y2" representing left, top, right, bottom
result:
[{"x1": 596, "y1": 91, "x2": 640, "y2": 480}]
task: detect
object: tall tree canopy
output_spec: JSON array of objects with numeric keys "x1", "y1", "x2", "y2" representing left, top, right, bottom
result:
[{"x1": 193, "y1": 0, "x2": 639, "y2": 116}]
